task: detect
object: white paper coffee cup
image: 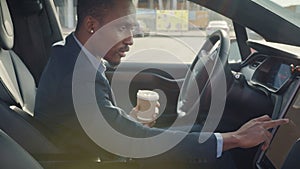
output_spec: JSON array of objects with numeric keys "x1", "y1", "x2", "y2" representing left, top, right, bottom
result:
[{"x1": 136, "y1": 90, "x2": 159, "y2": 122}]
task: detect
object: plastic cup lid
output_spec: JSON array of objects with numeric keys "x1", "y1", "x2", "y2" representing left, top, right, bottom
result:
[{"x1": 137, "y1": 90, "x2": 159, "y2": 101}]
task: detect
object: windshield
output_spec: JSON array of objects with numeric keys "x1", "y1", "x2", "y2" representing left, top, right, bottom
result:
[
  {"x1": 246, "y1": 0, "x2": 300, "y2": 43},
  {"x1": 54, "y1": 0, "x2": 237, "y2": 64},
  {"x1": 253, "y1": 0, "x2": 300, "y2": 26},
  {"x1": 272, "y1": 0, "x2": 300, "y2": 25},
  {"x1": 271, "y1": 0, "x2": 300, "y2": 8}
]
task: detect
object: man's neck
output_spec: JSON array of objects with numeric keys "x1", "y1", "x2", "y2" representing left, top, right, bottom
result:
[{"x1": 74, "y1": 30, "x2": 89, "y2": 46}]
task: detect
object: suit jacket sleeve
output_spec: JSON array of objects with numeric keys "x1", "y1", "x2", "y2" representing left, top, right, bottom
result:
[{"x1": 94, "y1": 72, "x2": 218, "y2": 162}]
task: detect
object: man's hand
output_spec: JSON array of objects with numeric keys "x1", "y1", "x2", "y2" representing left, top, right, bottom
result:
[
  {"x1": 129, "y1": 102, "x2": 160, "y2": 127},
  {"x1": 222, "y1": 115, "x2": 289, "y2": 151}
]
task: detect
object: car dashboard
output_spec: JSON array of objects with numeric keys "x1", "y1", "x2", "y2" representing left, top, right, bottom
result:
[
  {"x1": 238, "y1": 40, "x2": 300, "y2": 169},
  {"x1": 241, "y1": 40, "x2": 300, "y2": 94}
]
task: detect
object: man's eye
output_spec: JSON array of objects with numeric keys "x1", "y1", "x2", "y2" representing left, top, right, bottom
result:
[{"x1": 119, "y1": 26, "x2": 127, "y2": 32}]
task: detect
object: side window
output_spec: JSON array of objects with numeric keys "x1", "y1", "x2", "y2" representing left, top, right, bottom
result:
[
  {"x1": 53, "y1": 0, "x2": 238, "y2": 64},
  {"x1": 246, "y1": 28, "x2": 264, "y2": 41},
  {"x1": 53, "y1": 0, "x2": 77, "y2": 34},
  {"x1": 245, "y1": 27, "x2": 265, "y2": 54},
  {"x1": 229, "y1": 40, "x2": 242, "y2": 63}
]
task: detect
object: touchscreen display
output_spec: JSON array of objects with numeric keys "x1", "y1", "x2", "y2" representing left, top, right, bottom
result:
[
  {"x1": 265, "y1": 89, "x2": 300, "y2": 168},
  {"x1": 252, "y1": 58, "x2": 292, "y2": 92},
  {"x1": 267, "y1": 64, "x2": 291, "y2": 90}
]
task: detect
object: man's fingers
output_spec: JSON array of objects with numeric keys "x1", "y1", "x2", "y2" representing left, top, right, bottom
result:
[
  {"x1": 261, "y1": 142, "x2": 269, "y2": 151},
  {"x1": 255, "y1": 115, "x2": 272, "y2": 122},
  {"x1": 261, "y1": 131, "x2": 272, "y2": 151},
  {"x1": 156, "y1": 101, "x2": 160, "y2": 108},
  {"x1": 265, "y1": 131, "x2": 272, "y2": 145},
  {"x1": 263, "y1": 118, "x2": 289, "y2": 129},
  {"x1": 153, "y1": 112, "x2": 158, "y2": 119}
]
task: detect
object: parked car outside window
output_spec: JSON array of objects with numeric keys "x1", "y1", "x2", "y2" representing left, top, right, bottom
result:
[{"x1": 205, "y1": 20, "x2": 230, "y2": 36}]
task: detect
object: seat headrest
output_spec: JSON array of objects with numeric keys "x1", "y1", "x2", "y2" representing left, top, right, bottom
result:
[
  {"x1": 0, "y1": 0, "x2": 14, "y2": 50},
  {"x1": 9, "y1": 0, "x2": 43, "y2": 16}
]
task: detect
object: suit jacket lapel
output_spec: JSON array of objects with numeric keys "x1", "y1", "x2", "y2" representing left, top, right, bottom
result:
[{"x1": 66, "y1": 34, "x2": 117, "y2": 106}]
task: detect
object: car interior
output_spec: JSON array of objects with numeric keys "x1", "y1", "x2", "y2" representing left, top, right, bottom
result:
[
  {"x1": 0, "y1": 0, "x2": 300, "y2": 169},
  {"x1": 0, "y1": 129, "x2": 44, "y2": 169}
]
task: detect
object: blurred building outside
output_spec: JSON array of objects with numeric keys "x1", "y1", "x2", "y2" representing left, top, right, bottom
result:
[{"x1": 53, "y1": 0, "x2": 300, "y2": 36}]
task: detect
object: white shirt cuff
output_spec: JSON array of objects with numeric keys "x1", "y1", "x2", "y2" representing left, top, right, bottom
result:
[{"x1": 214, "y1": 133, "x2": 223, "y2": 158}]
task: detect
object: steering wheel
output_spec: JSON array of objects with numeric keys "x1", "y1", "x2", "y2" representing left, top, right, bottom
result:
[{"x1": 177, "y1": 30, "x2": 231, "y2": 123}]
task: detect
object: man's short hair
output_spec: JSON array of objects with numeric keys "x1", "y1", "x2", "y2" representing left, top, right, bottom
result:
[{"x1": 76, "y1": 0, "x2": 115, "y2": 29}]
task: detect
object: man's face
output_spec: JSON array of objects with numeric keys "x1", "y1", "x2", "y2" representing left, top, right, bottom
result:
[{"x1": 88, "y1": 1, "x2": 137, "y2": 66}]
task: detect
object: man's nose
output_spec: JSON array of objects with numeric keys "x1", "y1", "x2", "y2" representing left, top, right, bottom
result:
[{"x1": 123, "y1": 33, "x2": 134, "y2": 46}]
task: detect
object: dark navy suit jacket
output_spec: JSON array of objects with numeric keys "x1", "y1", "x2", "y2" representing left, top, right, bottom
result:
[{"x1": 35, "y1": 34, "x2": 218, "y2": 163}]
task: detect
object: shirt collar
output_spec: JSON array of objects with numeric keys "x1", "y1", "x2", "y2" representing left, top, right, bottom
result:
[{"x1": 72, "y1": 33, "x2": 106, "y2": 74}]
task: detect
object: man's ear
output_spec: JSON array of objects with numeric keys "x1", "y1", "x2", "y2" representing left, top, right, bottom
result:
[{"x1": 84, "y1": 16, "x2": 97, "y2": 34}]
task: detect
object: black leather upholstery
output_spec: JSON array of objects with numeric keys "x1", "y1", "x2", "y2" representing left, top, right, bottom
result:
[
  {"x1": 0, "y1": 129, "x2": 44, "y2": 169},
  {"x1": 8, "y1": 0, "x2": 63, "y2": 83},
  {"x1": 0, "y1": 1, "x2": 135, "y2": 168},
  {"x1": 0, "y1": 101, "x2": 60, "y2": 154},
  {"x1": 10, "y1": 0, "x2": 43, "y2": 15},
  {"x1": 0, "y1": 0, "x2": 60, "y2": 154},
  {"x1": 0, "y1": 81, "x2": 16, "y2": 105},
  {"x1": 0, "y1": 0, "x2": 36, "y2": 116},
  {"x1": 10, "y1": 50, "x2": 37, "y2": 115},
  {"x1": 0, "y1": 0, "x2": 14, "y2": 50},
  {"x1": 0, "y1": 49, "x2": 23, "y2": 105},
  {"x1": 0, "y1": 50, "x2": 24, "y2": 107}
]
